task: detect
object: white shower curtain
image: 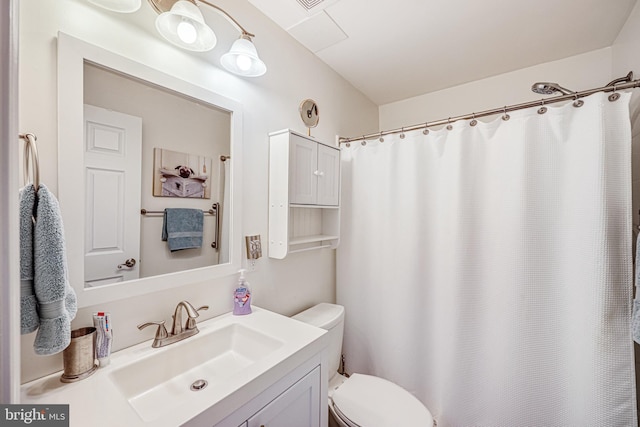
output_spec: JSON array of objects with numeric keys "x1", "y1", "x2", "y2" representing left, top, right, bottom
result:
[{"x1": 337, "y1": 92, "x2": 637, "y2": 427}]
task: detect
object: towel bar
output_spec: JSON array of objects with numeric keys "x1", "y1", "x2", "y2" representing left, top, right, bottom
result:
[
  {"x1": 141, "y1": 204, "x2": 221, "y2": 250},
  {"x1": 140, "y1": 206, "x2": 217, "y2": 215},
  {"x1": 19, "y1": 133, "x2": 40, "y2": 190}
]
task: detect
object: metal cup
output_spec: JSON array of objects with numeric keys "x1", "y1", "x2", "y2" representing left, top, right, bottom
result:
[{"x1": 60, "y1": 327, "x2": 98, "y2": 383}]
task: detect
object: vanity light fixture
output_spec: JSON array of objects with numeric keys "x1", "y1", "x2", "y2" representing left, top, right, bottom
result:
[{"x1": 90, "y1": 0, "x2": 267, "y2": 77}]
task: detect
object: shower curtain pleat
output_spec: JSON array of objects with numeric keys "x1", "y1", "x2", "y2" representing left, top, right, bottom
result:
[{"x1": 337, "y1": 92, "x2": 637, "y2": 427}]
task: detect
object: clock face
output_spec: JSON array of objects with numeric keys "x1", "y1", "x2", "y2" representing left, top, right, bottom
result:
[{"x1": 299, "y1": 99, "x2": 319, "y2": 128}]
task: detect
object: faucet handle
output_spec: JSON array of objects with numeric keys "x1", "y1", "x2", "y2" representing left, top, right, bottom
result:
[
  {"x1": 186, "y1": 305, "x2": 209, "y2": 330},
  {"x1": 138, "y1": 320, "x2": 169, "y2": 347}
]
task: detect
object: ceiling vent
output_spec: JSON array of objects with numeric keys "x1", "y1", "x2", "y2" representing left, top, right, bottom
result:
[{"x1": 296, "y1": 0, "x2": 326, "y2": 11}]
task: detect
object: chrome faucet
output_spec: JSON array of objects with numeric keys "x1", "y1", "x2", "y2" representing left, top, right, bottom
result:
[
  {"x1": 171, "y1": 300, "x2": 199, "y2": 335},
  {"x1": 138, "y1": 300, "x2": 209, "y2": 348}
]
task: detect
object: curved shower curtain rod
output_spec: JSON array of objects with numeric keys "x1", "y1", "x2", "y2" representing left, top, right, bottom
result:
[{"x1": 339, "y1": 72, "x2": 640, "y2": 146}]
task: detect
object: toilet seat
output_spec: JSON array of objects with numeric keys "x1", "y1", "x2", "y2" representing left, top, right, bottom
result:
[{"x1": 330, "y1": 374, "x2": 433, "y2": 427}]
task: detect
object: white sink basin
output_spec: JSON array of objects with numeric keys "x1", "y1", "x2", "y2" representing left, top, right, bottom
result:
[{"x1": 109, "y1": 323, "x2": 283, "y2": 422}]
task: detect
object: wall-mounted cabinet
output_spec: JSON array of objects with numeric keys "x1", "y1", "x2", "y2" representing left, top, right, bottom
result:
[{"x1": 269, "y1": 129, "x2": 340, "y2": 259}]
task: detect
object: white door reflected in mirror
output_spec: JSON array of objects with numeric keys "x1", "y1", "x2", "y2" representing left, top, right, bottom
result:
[{"x1": 83, "y1": 104, "x2": 142, "y2": 287}]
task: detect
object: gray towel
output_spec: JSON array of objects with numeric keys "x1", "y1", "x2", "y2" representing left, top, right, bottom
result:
[
  {"x1": 19, "y1": 184, "x2": 39, "y2": 334},
  {"x1": 33, "y1": 184, "x2": 77, "y2": 355},
  {"x1": 633, "y1": 231, "x2": 640, "y2": 344},
  {"x1": 162, "y1": 208, "x2": 204, "y2": 252}
]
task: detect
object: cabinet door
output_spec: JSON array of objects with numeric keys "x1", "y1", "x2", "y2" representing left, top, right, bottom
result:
[
  {"x1": 289, "y1": 135, "x2": 318, "y2": 205},
  {"x1": 316, "y1": 144, "x2": 340, "y2": 206},
  {"x1": 247, "y1": 367, "x2": 320, "y2": 427}
]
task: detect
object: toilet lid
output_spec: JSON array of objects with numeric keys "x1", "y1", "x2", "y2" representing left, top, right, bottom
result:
[{"x1": 331, "y1": 374, "x2": 433, "y2": 427}]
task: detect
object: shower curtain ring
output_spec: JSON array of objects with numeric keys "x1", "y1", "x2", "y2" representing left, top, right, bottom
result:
[
  {"x1": 423, "y1": 123, "x2": 430, "y2": 135},
  {"x1": 400, "y1": 127, "x2": 406, "y2": 139},
  {"x1": 609, "y1": 85, "x2": 620, "y2": 102},
  {"x1": 446, "y1": 118, "x2": 453, "y2": 130},
  {"x1": 538, "y1": 99, "x2": 547, "y2": 115},
  {"x1": 502, "y1": 106, "x2": 510, "y2": 121},
  {"x1": 573, "y1": 94, "x2": 584, "y2": 108},
  {"x1": 361, "y1": 136, "x2": 367, "y2": 146},
  {"x1": 379, "y1": 132, "x2": 384, "y2": 142},
  {"x1": 470, "y1": 113, "x2": 478, "y2": 127}
]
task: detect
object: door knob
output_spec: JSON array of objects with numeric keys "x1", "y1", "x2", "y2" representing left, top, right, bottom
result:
[{"x1": 117, "y1": 258, "x2": 136, "y2": 269}]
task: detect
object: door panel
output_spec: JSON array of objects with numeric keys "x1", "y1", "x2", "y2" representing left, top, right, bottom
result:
[
  {"x1": 289, "y1": 135, "x2": 318, "y2": 205},
  {"x1": 316, "y1": 144, "x2": 340, "y2": 206},
  {"x1": 247, "y1": 367, "x2": 320, "y2": 427},
  {"x1": 83, "y1": 104, "x2": 142, "y2": 287}
]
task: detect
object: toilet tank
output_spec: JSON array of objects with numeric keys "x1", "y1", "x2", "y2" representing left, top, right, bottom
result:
[{"x1": 293, "y1": 303, "x2": 344, "y2": 376}]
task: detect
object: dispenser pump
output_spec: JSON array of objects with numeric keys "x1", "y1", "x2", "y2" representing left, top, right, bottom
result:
[{"x1": 233, "y1": 269, "x2": 252, "y2": 315}]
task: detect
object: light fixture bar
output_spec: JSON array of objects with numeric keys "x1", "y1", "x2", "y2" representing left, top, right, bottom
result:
[{"x1": 198, "y1": 0, "x2": 254, "y2": 38}]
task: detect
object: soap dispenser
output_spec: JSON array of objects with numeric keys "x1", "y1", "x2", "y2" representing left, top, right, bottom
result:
[{"x1": 233, "y1": 269, "x2": 252, "y2": 315}]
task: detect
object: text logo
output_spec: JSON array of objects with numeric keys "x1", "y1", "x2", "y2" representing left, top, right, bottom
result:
[{"x1": 1, "y1": 405, "x2": 69, "y2": 426}]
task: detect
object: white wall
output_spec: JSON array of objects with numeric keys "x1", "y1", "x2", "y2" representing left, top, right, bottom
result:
[
  {"x1": 18, "y1": 0, "x2": 378, "y2": 383},
  {"x1": 379, "y1": 48, "x2": 613, "y2": 131}
]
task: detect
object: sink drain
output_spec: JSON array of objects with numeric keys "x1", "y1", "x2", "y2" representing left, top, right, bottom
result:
[{"x1": 190, "y1": 379, "x2": 208, "y2": 391}]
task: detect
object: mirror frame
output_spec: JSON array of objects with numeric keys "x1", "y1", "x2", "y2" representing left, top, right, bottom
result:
[{"x1": 57, "y1": 32, "x2": 243, "y2": 307}]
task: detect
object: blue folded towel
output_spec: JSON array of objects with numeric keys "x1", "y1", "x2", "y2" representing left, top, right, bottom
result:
[
  {"x1": 633, "y1": 231, "x2": 640, "y2": 344},
  {"x1": 33, "y1": 184, "x2": 77, "y2": 355},
  {"x1": 19, "y1": 184, "x2": 39, "y2": 335},
  {"x1": 162, "y1": 208, "x2": 204, "y2": 252}
]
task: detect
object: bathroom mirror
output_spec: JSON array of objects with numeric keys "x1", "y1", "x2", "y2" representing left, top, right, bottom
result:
[{"x1": 58, "y1": 32, "x2": 243, "y2": 307}]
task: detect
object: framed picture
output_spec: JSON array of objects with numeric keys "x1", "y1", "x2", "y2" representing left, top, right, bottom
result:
[{"x1": 153, "y1": 148, "x2": 212, "y2": 199}]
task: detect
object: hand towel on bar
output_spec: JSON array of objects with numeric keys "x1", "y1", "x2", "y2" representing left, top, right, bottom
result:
[
  {"x1": 33, "y1": 184, "x2": 78, "y2": 355},
  {"x1": 162, "y1": 208, "x2": 204, "y2": 252},
  {"x1": 19, "y1": 184, "x2": 39, "y2": 335},
  {"x1": 633, "y1": 231, "x2": 640, "y2": 344}
]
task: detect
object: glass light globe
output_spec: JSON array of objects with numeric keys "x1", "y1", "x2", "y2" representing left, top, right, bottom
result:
[
  {"x1": 221, "y1": 37, "x2": 267, "y2": 77},
  {"x1": 236, "y1": 55, "x2": 252, "y2": 71},
  {"x1": 155, "y1": 0, "x2": 216, "y2": 52},
  {"x1": 176, "y1": 20, "x2": 197, "y2": 44}
]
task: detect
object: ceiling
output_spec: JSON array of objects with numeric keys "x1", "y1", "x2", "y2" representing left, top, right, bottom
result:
[{"x1": 248, "y1": 0, "x2": 638, "y2": 105}]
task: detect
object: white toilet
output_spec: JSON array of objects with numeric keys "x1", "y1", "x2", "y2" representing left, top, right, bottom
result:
[{"x1": 293, "y1": 303, "x2": 434, "y2": 427}]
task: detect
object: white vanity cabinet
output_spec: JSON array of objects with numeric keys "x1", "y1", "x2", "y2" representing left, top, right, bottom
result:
[
  {"x1": 246, "y1": 366, "x2": 320, "y2": 427},
  {"x1": 208, "y1": 359, "x2": 325, "y2": 427},
  {"x1": 269, "y1": 129, "x2": 341, "y2": 259}
]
